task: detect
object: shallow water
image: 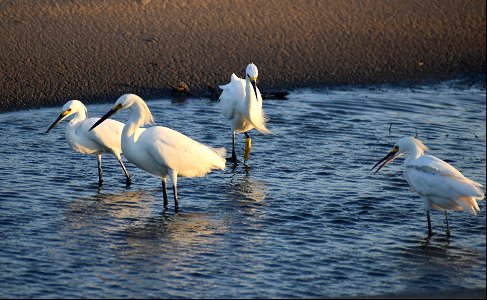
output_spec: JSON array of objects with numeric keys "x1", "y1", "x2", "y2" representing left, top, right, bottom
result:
[{"x1": 0, "y1": 83, "x2": 485, "y2": 298}]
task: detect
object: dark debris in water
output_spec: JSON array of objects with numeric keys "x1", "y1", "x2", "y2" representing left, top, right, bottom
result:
[
  {"x1": 262, "y1": 91, "x2": 289, "y2": 100},
  {"x1": 171, "y1": 81, "x2": 190, "y2": 93}
]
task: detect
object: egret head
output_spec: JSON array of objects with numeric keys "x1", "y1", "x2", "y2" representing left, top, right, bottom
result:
[
  {"x1": 246, "y1": 63, "x2": 259, "y2": 81},
  {"x1": 89, "y1": 94, "x2": 153, "y2": 131},
  {"x1": 371, "y1": 137, "x2": 428, "y2": 173},
  {"x1": 246, "y1": 63, "x2": 259, "y2": 100},
  {"x1": 46, "y1": 100, "x2": 87, "y2": 133}
]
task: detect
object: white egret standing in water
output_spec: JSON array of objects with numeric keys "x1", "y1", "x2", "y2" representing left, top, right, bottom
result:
[
  {"x1": 219, "y1": 63, "x2": 271, "y2": 166},
  {"x1": 89, "y1": 94, "x2": 226, "y2": 211},
  {"x1": 46, "y1": 100, "x2": 132, "y2": 186},
  {"x1": 372, "y1": 136, "x2": 484, "y2": 237}
]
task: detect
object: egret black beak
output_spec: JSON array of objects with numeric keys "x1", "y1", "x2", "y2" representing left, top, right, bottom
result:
[
  {"x1": 249, "y1": 77, "x2": 258, "y2": 101},
  {"x1": 371, "y1": 146, "x2": 399, "y2": 174},
  {"x1": 46, "y1": 111, "x2": 69, "y2": 133},
  {"x1": 89, "y1": 106, "x2": 120, "y2": 131}
]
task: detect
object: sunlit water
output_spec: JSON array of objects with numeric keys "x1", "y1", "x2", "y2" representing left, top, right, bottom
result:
[{"x1": 0, "y1": 83, "x2": 485, "y2": 298}]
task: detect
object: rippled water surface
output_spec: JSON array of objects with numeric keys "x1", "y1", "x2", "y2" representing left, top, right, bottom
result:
[{"x1": 0, "y1": 83, "x2": 485, "y2": 298}]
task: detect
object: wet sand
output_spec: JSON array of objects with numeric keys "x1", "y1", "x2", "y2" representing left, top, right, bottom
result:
[{"x1": 0, "y1": 0, "x2": 485, "y2": 112}]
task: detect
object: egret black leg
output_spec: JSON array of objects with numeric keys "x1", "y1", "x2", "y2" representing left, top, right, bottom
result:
[
  {"x1": 426, "y1": 210, "x2": 433, "y2": 237},
  {"x1": 162, "y1": 179, "x2": 168, "y2": 208},
  {"x1": 97, "y1": 154, "x2": 103, "y2": 186},
  {"x1": 232, "y1": 131, "x2": 237, "y2": 166},
  {"x1": 116, "y1": 156, "x2": 132, "y2": 187},
  {"x1": 444, "y1": 211, "x2": 451, "y2": 237},
  {"x1": 173, "y1": 184, "x2": 179, "y2": 212},
  {"x1": 168, "y1": 170, "x2": 179, "y2": 212}
]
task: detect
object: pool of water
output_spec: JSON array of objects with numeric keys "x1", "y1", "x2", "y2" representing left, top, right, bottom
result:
[{"x1": 0, "y1": 82, "x2": 485, "y2": 298}]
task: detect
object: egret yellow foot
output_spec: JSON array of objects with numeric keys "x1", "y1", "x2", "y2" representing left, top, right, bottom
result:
[{"x1": 244, "y1": 137, "x2": 252, "y2": 163}]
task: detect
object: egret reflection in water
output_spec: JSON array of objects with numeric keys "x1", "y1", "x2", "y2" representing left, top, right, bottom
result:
[
  {"x1": 228, "y1": 168, "x2": 269, "y2": 204},
  {"x1": 63, "y1": 189, "x2": 157, "y2": 231},
  {"x1": 64, "y1": 189, "x2": 227, "y2": 260}
]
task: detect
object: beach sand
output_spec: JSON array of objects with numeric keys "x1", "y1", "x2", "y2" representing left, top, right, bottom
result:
[{"x1": 0, "y1": 0, "x2": 485, "y2": 112}]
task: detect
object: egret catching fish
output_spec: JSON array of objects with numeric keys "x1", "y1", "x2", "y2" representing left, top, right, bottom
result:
[
  {"x1": 219, "y1": 63, "x2": 271, "y2": 166},
  {"x1": 372, "y1": 136, "x2": 484, "y2": 237},
  {"x1": 89, "y1": 94, "x2": 226, "y2": 211},
  {"x1": 46, "y1": 100, "x2": 132, "y2": 186}
]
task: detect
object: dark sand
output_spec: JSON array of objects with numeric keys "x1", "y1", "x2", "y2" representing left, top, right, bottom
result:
[{"x1": 0, "y1": 0, "x2": 485, "y2": 112}]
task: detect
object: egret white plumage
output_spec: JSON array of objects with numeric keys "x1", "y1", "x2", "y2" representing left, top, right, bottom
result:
[
  {"x1": 89, "y1": 94, "x2": 226, "y2": 211},
  {"x1": 219, "y1": 63, "x2": 270, "y2": 166},
  {"x1": 46, "y1": 100, "x2": 132, "y2": 186},
  {"x1": 372, "y1": 136, "x2": 484, "y2": 237}
]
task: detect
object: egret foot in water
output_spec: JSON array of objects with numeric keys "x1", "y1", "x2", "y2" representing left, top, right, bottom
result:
[
  {"x1": 426, "y1": 210, "x2": 434, "y2": 238},
  {"x1": 244, "y1": 132, "x2": 252, "y2": 164},
  {"x1": 444, "y1": 211, "x2": 451, "y2": 237}
]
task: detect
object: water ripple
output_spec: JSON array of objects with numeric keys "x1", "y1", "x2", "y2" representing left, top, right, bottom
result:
[{"x1": 0, "y1": 84, "x2": 485, "y2": 298}]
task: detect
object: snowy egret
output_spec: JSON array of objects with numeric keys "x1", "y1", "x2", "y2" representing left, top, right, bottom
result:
[
  {"x1": 46, "y1": 100, "x2": 132, "y2": 186},
  {"x1": 89, "y1": 94, "x2": 226, "y2": 211},
  {"x1": 219, "y1": 63, "x2": 271, "y2": 166},
  {"x1": 372, "y1": 136, "x2": 484, "y2": 237}
]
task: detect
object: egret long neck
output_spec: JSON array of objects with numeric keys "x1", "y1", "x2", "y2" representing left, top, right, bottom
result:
[
  {"x1": 69, "y1": 109, "x2": 87, "y2": 125},
  {"x1": 123, "y1": 101, "x2": 150, "y2": 140},
  {"x1": 244, "y1": 76, "x2": 257, "y2": 114},
  {"x1": 405, "y1": 145, "x2": 425, "y2": 164},
  {"x1": 123, "y1": 115, "x2": 142, "y2": 140}
]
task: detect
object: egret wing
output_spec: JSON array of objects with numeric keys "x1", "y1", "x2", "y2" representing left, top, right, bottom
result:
[
  {"x1": 84, "y1": 118, "x2": 125, "y2": 151},
  {"x1": 145, "y1": 127, "x2": 225, "y2": 177},
  {"x1": 405, "y1": 155, "x2": 484, "y2": 199},
  {"x1": 247, "y1": 85, "x2": 271, "y2": 134},
  {"x1": 219, "y1": 73, "x2": 246, "y2": 120}
]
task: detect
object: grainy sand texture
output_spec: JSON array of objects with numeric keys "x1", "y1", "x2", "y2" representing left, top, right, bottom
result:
[{"x1": 0, "y1": 0, "x2": 485, "y2": 112}]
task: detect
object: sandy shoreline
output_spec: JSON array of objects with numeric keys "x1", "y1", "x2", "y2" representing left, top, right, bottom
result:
[{"x1": 0, "y1": 0, "x2": 485, "y2": 112}]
